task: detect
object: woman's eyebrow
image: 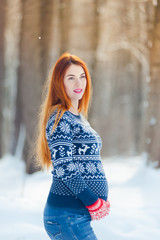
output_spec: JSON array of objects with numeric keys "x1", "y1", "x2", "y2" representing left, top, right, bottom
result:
[
  {"x1": 67, "y1": 73, "x2": 85, "y2": 77},
  {"x1": 67, "y1": 74, "x2": 75, "y2": 77}
]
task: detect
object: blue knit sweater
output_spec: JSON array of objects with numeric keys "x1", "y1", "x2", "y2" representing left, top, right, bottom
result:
[{"x1": 46, "y1": 109, "x2": 108, "y2": 209}]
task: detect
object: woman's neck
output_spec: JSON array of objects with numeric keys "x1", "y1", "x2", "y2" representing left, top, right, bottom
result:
[
  {"x1": 69, "y1": 102, "x2": 79, "y2": 115},
  {"x1": 68, "y1": 106, "x2": 79, "y2": 115},
  {"x1": 68, "y1": 108, "x2": 79, "y2": 115}
]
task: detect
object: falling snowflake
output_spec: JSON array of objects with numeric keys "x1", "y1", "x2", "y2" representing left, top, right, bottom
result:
[
  {"x1": 59, "y1": 121, "x2": 70, "y2": 134},
  {"x1": 56, "y1": 167, "x2": 65, "y2": 177},
  {"x1": 86, "y1": 163, "x2": 96, "y2": 174}
]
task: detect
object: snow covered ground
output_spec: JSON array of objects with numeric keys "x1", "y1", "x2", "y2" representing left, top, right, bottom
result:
[{"x1": 0, "y1": 154, "x2": 160, "y2": 240}]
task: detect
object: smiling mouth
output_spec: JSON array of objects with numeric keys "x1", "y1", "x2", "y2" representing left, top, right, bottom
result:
[{"x1": 74, "y1": 89, "x2": 82, "y2": 93}]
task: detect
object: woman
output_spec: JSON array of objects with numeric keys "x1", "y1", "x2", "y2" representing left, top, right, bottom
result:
[{"x1": 35, "y1": 52, "x2": 110, "y2": 240}]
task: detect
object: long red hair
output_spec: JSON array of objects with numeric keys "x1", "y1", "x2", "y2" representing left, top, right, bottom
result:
[{"x1": 33, "y1": 52, "x2": 93, "y2": 171}]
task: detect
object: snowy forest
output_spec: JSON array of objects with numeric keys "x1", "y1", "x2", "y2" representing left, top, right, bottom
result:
[
  {"x1": 0, "y1": 0, "x2": 160, "y2": 173},
  {"x1": 0, "y1": 0, "x2": 160, "y2": 240}
]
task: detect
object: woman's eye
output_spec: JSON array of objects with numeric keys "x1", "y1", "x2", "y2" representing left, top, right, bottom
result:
[
  {"x1": 68, "y1": 76, "x2": 86, "y2": 80},
  {"x1": 68, "y1": 77, "x2": 74, "y2": 80}
]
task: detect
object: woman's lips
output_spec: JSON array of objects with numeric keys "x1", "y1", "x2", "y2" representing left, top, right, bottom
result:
[{"x1": 74, "y1": 89, "x2": 82, "y2": 93}]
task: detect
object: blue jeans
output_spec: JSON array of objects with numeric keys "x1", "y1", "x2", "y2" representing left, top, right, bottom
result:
[{"x1": 43, "y1": 202, "x2": 98, "y2": 240}]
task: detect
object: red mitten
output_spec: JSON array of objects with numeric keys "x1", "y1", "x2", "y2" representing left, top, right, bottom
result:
[{"x1": 86, "y1": 198, "x2": 110, "y2": 221}]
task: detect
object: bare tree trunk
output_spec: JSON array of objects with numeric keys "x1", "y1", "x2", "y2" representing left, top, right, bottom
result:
[
  {"x1": 0, "y1": 0, "x2": 6, "y2": 157},
  {"x1": 59, "y1": 0, "x2": 71, "y2": 55},
  {"x1": 2, "y1": 0, "x2": 22, "y2": 155},
  {"x1": 19, "y1": 0, "x2": 43, "y2": 173},
  {"x1": 40, "y1": 0, "x2": 55, "y2": 79},
  {"x1": 145, "y1": 0, "x2": 160, "y2": 167},
  {"x1": 87, "y1": 0, "x2": 101, "y2": 119}
]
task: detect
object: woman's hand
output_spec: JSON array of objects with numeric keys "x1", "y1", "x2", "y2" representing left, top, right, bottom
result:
[{"x1": 86, "y1": 198, "x2": 110, "y2": 221}]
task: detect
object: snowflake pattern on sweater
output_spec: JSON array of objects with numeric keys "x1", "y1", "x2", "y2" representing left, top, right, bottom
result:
[{"x1": 46, "y1": 109, "x2": 109, "y2": 208}]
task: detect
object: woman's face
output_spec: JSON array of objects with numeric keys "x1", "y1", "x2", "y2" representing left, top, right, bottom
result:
[{"x1": 63, "y1": 64, "x2": 87, "y2": 103}]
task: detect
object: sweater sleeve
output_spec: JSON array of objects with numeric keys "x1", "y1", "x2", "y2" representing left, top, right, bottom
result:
[{"x1": 46, "y1": 114, "x2": 99, "y2": 206}]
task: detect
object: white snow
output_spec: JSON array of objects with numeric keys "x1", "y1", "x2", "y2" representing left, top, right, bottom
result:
[{"x1": 0, "y1": 154, "x2": 160, "y2": 240}]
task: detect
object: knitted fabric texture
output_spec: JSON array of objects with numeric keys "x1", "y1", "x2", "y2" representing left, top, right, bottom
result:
[
  {"x1": 86, "y1": 198, "x2": 110, "y2": 221},
  {"x1": 46, "y1": 109, "x2": 109, "y2": 209}
]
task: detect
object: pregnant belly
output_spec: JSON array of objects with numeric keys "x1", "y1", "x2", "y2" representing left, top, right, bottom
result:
[{"x1": 85, "y1": 179, "x2": 108, "y2": 200}]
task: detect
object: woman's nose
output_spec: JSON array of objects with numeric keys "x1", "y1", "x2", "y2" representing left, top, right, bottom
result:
[{"x1": 75, "y1": 77, "x2": 81, "y2": 85}]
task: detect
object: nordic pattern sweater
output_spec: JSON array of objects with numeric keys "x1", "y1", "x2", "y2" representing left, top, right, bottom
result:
[{"x1": 46, "y1": 109, "x2": 109, "y2": 209}]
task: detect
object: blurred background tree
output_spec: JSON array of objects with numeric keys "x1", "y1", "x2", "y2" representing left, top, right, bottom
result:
[{"x1": 0, "y1": 0, "x2": 160, "y2": 173}]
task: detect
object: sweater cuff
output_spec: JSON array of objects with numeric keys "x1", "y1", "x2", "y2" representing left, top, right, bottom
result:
[
  {"x1": 86, "y1": 198, "x2": 101, "y2": 209},
  {"x1": 76, "y1": 187, "x2": 99, "y2": 206}
]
